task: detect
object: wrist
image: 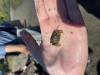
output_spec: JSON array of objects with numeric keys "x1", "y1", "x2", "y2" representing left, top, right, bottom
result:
[
  {"x1": 5, "y1": 44, "x2": 29, "y2": 55},
  {"x1": 5, "y1": 45, "x2": 21, "y2": 53}
]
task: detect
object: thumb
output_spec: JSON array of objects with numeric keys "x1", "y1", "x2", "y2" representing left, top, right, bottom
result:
[{"x1": 20, "y1": 30, "x2": 46, "y2": 69}]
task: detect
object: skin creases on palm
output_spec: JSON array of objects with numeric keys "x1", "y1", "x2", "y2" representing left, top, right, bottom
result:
[
  {"x1": 40, "y1": 18, "x2": 88, "y2": 75},
  {"x1": 34, "y1": 0, "x2": 88, "y2": 75}
]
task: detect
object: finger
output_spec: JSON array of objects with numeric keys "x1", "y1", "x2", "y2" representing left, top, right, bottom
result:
[
  {"x1": 20, "y1": 30, "x2": 45, "y2": 68},
  {"x1": 65, "y1": 0, "x2": 84, "y2": 24},
  {"x1": 20, "y1": 30, "x2": 37, "y2": 49},
  {"x1": 43, "y1": 0, "x2": 59, "y2": 16},
  {"x1": 34, "y1": 0, "x2": 49, "y2": 21}
]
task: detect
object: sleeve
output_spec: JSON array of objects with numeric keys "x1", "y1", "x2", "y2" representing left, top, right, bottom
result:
[
  {"x1": 0, "y1": 46, "x2": 6, "y2": 59},
  {"x1": 0, "y1": 31, "x2": 16, "y2": 59}
]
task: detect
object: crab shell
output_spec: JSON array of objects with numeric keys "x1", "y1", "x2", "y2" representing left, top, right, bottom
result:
[{"x1": 50, "y1": 29, "x2": 63, "y2": 46}]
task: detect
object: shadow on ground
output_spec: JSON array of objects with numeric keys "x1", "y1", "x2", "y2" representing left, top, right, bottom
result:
[{"x1": 97, "y1": 60, "x2": 100, "y2": 75}]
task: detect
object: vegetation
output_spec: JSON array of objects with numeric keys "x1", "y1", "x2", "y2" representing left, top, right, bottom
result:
[
  {"x1": 0, "y1": 0, "x2": 10, "y2": 23},
  {"x1": 0, "y1": 0, "x2": 23, "y2": 24}
]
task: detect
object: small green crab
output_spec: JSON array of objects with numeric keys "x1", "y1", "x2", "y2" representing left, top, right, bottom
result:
[{"x1": 50, "y1": 29, "x2": 63, "y2": 46}]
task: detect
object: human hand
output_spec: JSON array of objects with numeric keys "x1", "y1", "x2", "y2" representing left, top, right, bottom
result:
[
  {"x1": 20, "y1": 0, "x2": 88, "y2": 75},
  {"x1": 5, "y1": 44, "x2": 30, "y2": 55}
]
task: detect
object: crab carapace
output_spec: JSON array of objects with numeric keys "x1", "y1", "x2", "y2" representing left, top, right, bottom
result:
[{"x1": 50, "y1": 29, "x2": 63, "y2": 46}]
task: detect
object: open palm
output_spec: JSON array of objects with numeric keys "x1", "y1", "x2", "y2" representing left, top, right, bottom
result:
[{"x1": 21, "y1": 0, "x2": 88, "y2": 75}]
